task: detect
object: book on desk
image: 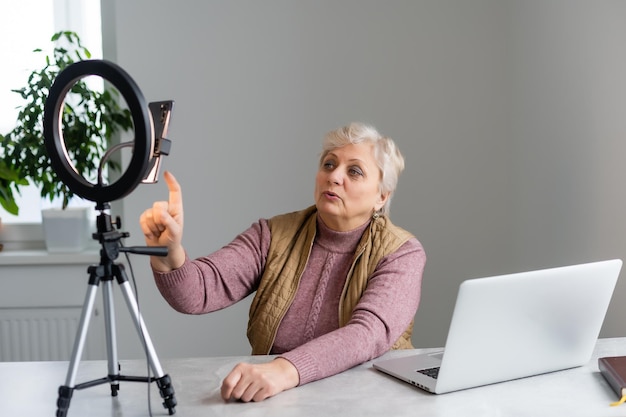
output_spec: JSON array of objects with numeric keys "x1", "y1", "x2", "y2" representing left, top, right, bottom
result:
[{"x1": 598, "y1": 356, "x2": 626, "y2": 406}]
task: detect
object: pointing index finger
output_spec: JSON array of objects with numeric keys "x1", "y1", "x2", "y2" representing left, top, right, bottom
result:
[{"x1": 164, "y1": 171, "x2": 183, "y2": 213}]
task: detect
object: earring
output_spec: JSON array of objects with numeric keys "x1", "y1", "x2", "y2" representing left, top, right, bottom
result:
[{"x1": 372, "y1": 211, "x2": 380, "y2": 220}]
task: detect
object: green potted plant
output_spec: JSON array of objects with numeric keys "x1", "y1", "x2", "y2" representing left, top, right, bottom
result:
[
  {"x1": 0, "y1": 161, "x2": 29, "y2": 250},
  {"x1": 0, "y1": 160, "x2": 28, "y2": 216},
  {"x1": 0, "y1": 31, "x2": 133, "y2": 252}
]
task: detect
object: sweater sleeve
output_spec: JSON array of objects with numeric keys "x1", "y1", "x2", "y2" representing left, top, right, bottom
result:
[
  {"x1": 279, "y1": 238, "x2": 426, "y2": 385},
  {"x1": 152, "y1": 219, "x2": 271, "y2": 314}
]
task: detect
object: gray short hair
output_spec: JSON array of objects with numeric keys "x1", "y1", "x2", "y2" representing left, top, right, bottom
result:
[{"x1": 319, "y1": 122, "x2": 405, "y2": 215}]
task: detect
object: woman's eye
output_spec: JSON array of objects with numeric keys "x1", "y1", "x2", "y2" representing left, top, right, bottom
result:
[
  {"x1": 349, "y1": 167, "x2": 363, "y2": 177},
  {"x1": 323, "y1": 161, "x2": 335, "y2": 169}
]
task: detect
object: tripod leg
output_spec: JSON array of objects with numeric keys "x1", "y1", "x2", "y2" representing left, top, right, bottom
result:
[
  {"x1": 115, "y1": 265, "x2": 177, "y2": 414},
  {"x1": 118, "y1": 280, "x2": 165, "y2": 376},
  {"x1": 57, "y1": 281, "x2": 99, "y2": 417},
  {"x1": 102, "y1": 280, "x2": 120, "y2": 396}
]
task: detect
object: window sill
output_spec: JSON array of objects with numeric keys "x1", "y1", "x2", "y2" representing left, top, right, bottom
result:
[
  {"x1": 0, "y1": 249, "x2": 99, "y2": 266},
  {"x1": 0, "y1": 222, "x2": 101, "y2": 266}
]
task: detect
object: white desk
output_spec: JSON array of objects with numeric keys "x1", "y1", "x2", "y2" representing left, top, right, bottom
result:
[{"x1": 4, "y1": 337, "x2": 626, "y2": 416}]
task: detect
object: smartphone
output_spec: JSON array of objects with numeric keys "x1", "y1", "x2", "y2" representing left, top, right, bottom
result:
[{"x1": 143, "y1": 100, "x2": 174, "y2": 183}]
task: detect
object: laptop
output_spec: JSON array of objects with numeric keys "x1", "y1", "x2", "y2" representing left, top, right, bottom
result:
[{"x1": 373, "y1": 259, "x2": 622, "y2": 394}]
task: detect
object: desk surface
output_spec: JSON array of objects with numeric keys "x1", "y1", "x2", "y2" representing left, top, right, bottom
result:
[{"x1": 4, "y1": 337, "x2": 626, "y2": 417}]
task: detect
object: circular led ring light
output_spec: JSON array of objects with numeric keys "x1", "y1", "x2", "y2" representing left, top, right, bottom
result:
[{"x1": 44, "y1": 59, "x2": 152, "y2": 204}]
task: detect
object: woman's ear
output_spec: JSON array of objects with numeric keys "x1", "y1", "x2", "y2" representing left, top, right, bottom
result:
[{"x1": 375, "y1": 192, "x2": 390, "y2": 212}]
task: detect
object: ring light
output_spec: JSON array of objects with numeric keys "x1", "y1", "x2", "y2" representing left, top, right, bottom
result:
[
  {"x1": 45, "y1": 60, "x2": 177, "y2": 417},
  {"x1": 43, "y1": 59, "x2": 165, "y2": 205}
]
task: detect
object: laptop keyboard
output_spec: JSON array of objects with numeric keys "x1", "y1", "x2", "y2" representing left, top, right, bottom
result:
[{"x1": 417, "y1": 367, "x2": 440, "y2": 379}]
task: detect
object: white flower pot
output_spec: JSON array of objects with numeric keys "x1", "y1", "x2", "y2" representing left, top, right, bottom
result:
[{"x1": 41, "y1": 207, "x2": 92, "y2": 253}]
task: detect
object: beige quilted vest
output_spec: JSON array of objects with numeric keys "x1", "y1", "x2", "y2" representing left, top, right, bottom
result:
[{"x1": 247, "y1": 205, "x2": 415, "y2": 355}]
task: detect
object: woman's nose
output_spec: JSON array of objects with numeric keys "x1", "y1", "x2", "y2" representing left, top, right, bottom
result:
[{"x1": 328, "y1": 170, "x2": 342, "y2": 185}]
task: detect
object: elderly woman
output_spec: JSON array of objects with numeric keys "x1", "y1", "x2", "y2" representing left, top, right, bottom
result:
[{"x1": 140, "y1": 122, "x2": 426, "y2": 402}]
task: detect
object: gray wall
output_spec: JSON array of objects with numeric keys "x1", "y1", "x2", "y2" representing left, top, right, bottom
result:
[{"x1": 99, "y1": 0, "x2": 626, "y2": 359}]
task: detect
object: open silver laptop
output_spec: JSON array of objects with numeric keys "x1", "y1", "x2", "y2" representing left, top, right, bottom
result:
[{"x1": 373, "y1": 259, "x2": 622, "y2": 394}]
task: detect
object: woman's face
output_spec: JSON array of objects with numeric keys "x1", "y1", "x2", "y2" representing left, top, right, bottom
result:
[{"x1": 315, "y1": 142, "x2": 388, "y2": 231}]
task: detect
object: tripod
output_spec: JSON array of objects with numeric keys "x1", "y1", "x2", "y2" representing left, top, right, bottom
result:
[{"x1": 56, "y1": 203, "x2": 177, "y2": 417}]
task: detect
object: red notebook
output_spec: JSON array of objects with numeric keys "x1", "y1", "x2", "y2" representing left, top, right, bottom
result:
[{"x1": 598, "y1": 356, "x2": 626, "y2": 406}]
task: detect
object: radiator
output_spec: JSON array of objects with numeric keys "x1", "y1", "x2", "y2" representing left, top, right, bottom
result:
[{"x1": 0, "y1": 306, "x2": 103, "y2": 362}]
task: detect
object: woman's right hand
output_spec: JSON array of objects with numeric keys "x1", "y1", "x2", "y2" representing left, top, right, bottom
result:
[{"x1": 139, "y1": 170, "x2": 186, "y2": 272}]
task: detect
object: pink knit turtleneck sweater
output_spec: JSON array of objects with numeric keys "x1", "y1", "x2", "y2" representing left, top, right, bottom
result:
[{"x1": 153, "y1": 215, "x2": 426, "y2": 385}]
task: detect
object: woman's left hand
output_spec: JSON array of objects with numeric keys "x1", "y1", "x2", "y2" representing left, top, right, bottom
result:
[{"x1": 220, "y1": 358, "x2": 300, "y2": 402}]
